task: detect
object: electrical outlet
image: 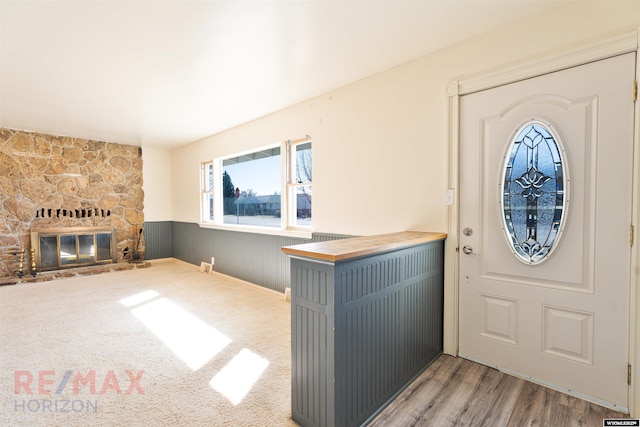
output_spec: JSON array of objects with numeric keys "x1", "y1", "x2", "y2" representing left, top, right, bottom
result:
[{"x1": 211, "y1": 257, "x2": 215, "y2": 266}]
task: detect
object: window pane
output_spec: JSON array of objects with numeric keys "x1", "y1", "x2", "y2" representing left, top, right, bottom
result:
[
  {"x1": 223, "y1": 147, "x2": 281, "y2": 227},
  {"x1": 201, "y1": 161, "x2": 214, "y2": 222},
  {"x1": 292, "y1": 186, "x2": 312, "y2": 227},
  {"x1": 294, "y1": 142, "x2": 312, "y2": 184},
  {"x1": 203, "y1": 162, "x2": 213, "y2": 191},
  {"x1": 208, "y1": 193, "x2": 214, "y2": 220},
  {"x1": 202, "y1": 192, "x2": 214, "y2": 222}
]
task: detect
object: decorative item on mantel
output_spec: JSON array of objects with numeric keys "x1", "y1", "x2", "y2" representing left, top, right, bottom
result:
[{"x1": 123, "y1": 226, "x2": 145, "y2": 263}]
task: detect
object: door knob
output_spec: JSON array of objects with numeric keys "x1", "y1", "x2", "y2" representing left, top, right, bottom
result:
[{"x1": 462, "y1": 245, "x2": 474, "y2": 255}]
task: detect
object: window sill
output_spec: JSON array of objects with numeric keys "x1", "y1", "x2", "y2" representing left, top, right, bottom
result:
[{"x1": 198, "y1": 222, "x2": 313, "y2": 239}]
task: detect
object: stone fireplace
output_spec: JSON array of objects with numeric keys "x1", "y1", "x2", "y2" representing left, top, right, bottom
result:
[{"x1": 0, "y1": 128, "x2": 144, "y2": 278}]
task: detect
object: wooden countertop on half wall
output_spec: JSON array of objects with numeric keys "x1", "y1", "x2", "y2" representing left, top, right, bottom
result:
[{"x1": 281, "y1": 231, "x2": 447, "y2": 262}]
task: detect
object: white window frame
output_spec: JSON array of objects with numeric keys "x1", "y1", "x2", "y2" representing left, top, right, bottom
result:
[
  {"x1": 200, "y1": 160, "x2": 214, "y2": 223},
  {"x1": 287, "y1": 139, "x2": 312, "y2": 231},
  {"x1": 199, "y1": 137, "x2": 312, "y2": 238}
]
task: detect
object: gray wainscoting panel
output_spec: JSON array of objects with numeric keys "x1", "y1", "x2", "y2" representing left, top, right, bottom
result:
[
  {"x1": 169, "y1": 221, "x2": 350, "y2": 293},
  {"x1": 289, "y1": 239, "x2": 444, "y2": 427},
  {"x1": 291, "y1": 259, "x2": 335, "y2": 426},
  {"x1": 143, "y1": 221, "x2": 173, "y2": 260}
]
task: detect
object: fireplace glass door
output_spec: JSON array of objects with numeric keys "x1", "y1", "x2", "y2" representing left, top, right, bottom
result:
[
  {"x1": 96, "y1": 233, "x2": 112, "y2": 261},
  {"x1": 39, "y1": 236, "x2": 58, "y2": 268},
  {"x1": 32, "y1": 227, "x2": 117, "y2": 270},
  {"x1": 59, "y1": 235, "x2": 78, "y2": 265},
  {"x1": 78, "y1": 234, "x2": 96, "y2": 264}
]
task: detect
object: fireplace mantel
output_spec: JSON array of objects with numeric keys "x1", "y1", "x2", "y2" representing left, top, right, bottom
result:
[{"x1": 30, "y1": 227, "x2": 118, "y2": 271}]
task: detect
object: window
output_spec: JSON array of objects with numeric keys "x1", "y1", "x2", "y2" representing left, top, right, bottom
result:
[
  {"x1": 202, "y1": 137, "x2": 312, "y2": 233},
  {"x1": 288, "y1": 141, "x2": 312, "y2": 228},
  {"x1": 222, "y1": 146, "x2": 282, "y2": 228},
  {"x1": 501, "y1": 121, "x2": 567, "y2": 264},
  {"x1": 201, "y1": 161, "x2": 214, "y2": 222}
]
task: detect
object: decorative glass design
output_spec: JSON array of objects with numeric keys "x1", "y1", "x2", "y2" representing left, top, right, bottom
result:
[{"x1": 501, "y1": 121, "x2": 567, "y2": 264}]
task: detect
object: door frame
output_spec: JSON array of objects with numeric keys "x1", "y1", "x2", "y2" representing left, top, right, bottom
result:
[{"x1": 445, "y1": 30, "x2": 640, "y2": 414}]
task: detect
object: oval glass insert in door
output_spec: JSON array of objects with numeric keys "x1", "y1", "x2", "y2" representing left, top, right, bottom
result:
[{"x1": 501, "y1": 121, "x2": 568, "y2": 264}]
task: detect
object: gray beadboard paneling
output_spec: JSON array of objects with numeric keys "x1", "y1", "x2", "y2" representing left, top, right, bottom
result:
[
  {"x1": 143, "y1": 221, "x2": 173, "y2": 260},
  {"x1": 290, "y1": 239, "x2": 444, "y2": 427},
  {"x1": 291, "y1": 259, "x2": 335, "y2": 427},
  {"x1": 169, "y1": 221, "x2": 351, "y2": 293}
]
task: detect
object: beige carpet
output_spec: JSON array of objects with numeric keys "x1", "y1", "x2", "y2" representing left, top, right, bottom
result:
[{"x1": 0, "y1": 259, "x2": 296, "y2": 426}]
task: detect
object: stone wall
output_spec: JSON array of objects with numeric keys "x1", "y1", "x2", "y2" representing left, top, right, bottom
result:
[{"x1": 0, "y1": 128, "x2": 144, "y2": 277}]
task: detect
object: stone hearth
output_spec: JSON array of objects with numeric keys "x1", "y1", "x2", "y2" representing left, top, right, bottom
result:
[{"x1": 0, "y1": 261, "x2": 151, "y2": 287}]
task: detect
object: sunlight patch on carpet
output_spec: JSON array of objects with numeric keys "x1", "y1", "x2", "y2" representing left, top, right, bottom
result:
[
  {"x1": 119, "y1": 290, "x2": 159, "y2": 307},
  {"x1": 210, "y1": 348, "x2": 269, "y2": 406},
  {"x1": 129, "y1": 297, "x2": 232, "y2": 370}
]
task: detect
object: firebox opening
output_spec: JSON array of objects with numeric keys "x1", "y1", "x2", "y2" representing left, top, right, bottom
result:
[{"x1": 31, "y1": 227, "x2": 118, "y2": 271}]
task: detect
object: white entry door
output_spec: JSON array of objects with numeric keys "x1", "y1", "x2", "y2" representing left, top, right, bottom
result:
[{"x1": 459, "y1": 53, "x2": 636, "y2": 411}]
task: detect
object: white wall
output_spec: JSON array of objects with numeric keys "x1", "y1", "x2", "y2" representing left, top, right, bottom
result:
[
  {"x1": 165, "y1": 0, "x2": 639, "y2": 237},
  {"x1": 142, "y1": 145, "x2": 173, "y2": 222}
]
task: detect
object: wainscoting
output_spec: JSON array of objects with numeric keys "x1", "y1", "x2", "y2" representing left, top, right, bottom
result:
[
  {"x1": 144, "y1": 221, "x2": 350, "y2": 293},
  {"x1": 143, "y1": 221, "x2": 173, "y2": 260},
  {"x1": 287, "y1": 236, "x2": 444, "y2": 426}
]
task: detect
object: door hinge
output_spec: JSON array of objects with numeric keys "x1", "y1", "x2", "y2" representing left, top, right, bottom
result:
[
  {"x1": 631, "y1": 224, "x2": 635, "y2": 247},
  {"x1": 629, "y1": 364, "x2": 632, "y2": 385},
  {"x1": 634, "y1": 80, "x2": 638, "y2": 102}
]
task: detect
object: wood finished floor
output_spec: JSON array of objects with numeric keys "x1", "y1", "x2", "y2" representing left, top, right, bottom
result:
[{"x1": 369, "y1": 355, "x2": 628, "y2": 427}]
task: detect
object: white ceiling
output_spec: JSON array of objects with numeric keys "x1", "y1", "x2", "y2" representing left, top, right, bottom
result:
[{"x1": 1, "y1": 0, "x2": 570, "y2": 149}]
